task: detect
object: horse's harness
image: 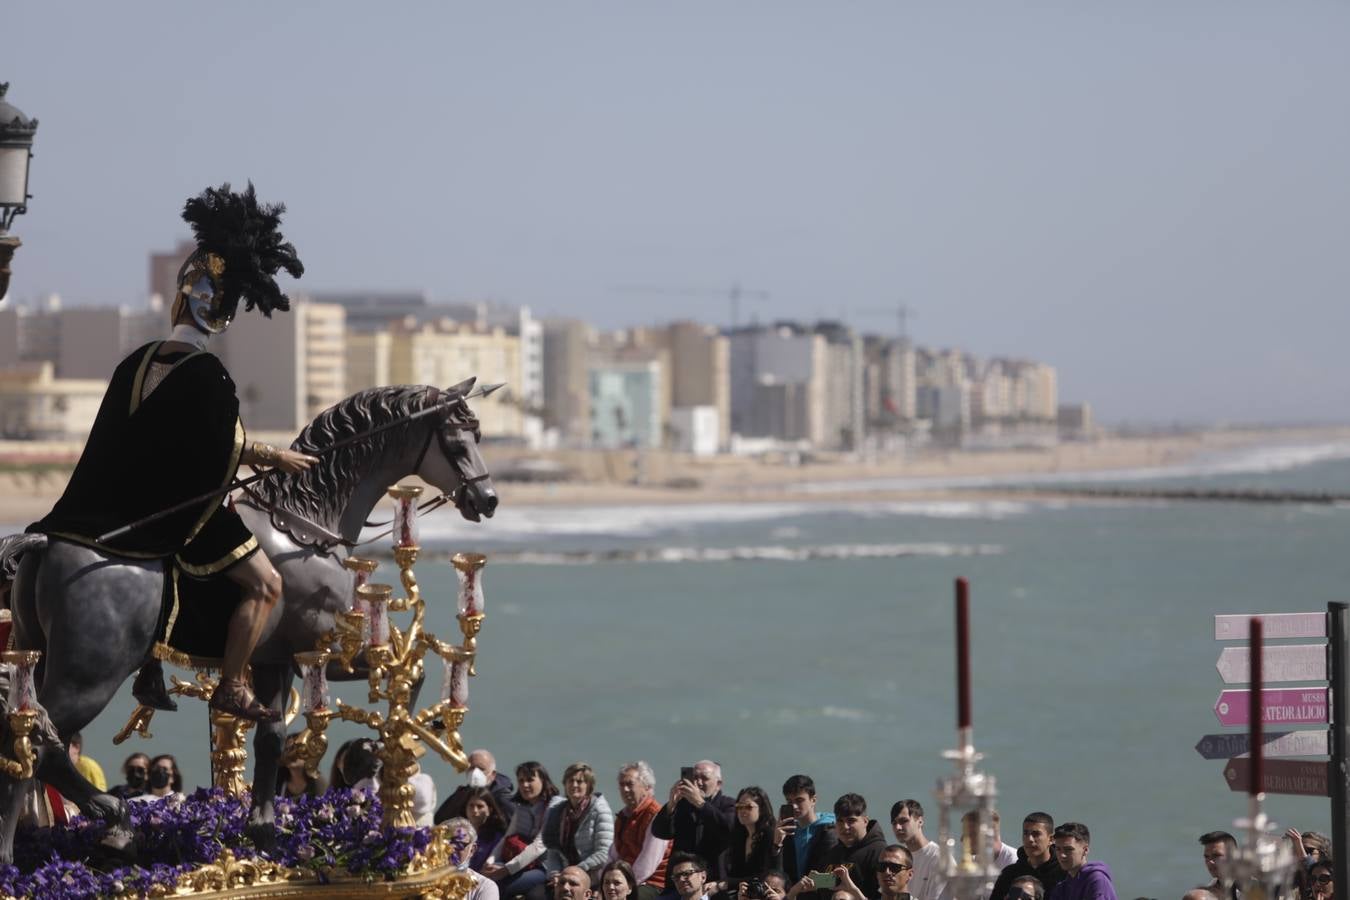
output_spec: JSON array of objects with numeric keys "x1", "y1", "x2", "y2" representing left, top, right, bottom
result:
[{"x1": 238, "y1": 386, "x2": 490, "y2": 552}]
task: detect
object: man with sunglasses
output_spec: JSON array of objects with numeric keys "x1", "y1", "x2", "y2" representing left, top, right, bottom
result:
[{"x1": 829, "y1": 845, "x2": 913, "y2": 900}]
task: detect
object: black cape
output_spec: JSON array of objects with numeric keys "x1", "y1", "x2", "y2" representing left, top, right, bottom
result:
[{"x1": 31, "y1": 342, "x2": 245, "y2": 558}]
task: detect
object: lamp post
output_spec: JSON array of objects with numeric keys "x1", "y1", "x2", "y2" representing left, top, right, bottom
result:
[{"x1": 0, "y1": 83, "x2": 39, "y2": 300}]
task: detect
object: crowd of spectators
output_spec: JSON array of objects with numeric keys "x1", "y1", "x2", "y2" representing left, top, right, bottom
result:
[{"x1": 76, "y1": 742, "x2": 1337, "y2": 900}]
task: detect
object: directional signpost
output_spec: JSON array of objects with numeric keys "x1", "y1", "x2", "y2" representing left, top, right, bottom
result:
[
  {"x1": 1207, "y1": 604, "x2": 1349, "y2": 894},
  {"x1": 1216, "y1": 645, "x2": 1327, "y2": 683},
  {"x1": 1223, "y1": 758, "x2": 1329, "y2": 797},
  {"x1": 1195, "y1": 730, "x2": 1328, "y2": 760},
  {"x1": 1213, "y1": 688, "x2": 1329, "y2": 727}
]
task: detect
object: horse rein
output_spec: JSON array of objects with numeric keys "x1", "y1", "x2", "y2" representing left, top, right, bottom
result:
[{"x1": 243, "y1": 384, "x2": 488, "y2": 551}]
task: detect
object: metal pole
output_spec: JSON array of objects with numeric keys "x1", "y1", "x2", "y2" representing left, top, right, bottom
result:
[{"x1": 1329, "y1": 602, "x2": 1347, "y2": 894}]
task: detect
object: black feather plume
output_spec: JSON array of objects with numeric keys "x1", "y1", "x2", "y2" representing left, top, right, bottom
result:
[{"x1": 181, "y1": 181, "x2": 304, "y2": 317}]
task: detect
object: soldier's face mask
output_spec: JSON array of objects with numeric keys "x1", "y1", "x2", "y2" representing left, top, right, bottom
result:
[{"x1": 174, "y1": 253, "x2": 239, "y2": 335}]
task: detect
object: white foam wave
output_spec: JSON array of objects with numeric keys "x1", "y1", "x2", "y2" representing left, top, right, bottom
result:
[
  {"x1": 453, "y1": 542, "x2": 1003, "y2": 565},
  {"x1": 788, "y1": 438, "x2": 1350, "y2": 494},
  {"x1": 406, "y1": 499, "x2": 1034, "y2": 545}
]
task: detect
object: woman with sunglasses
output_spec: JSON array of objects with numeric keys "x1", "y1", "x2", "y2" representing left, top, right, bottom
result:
[
  {"x1": 712, "y1": 787, "x2": 780, "y2": 900},
  {"x1": 1308, "y1": 861, "x2": 1333, "y2": 900}
]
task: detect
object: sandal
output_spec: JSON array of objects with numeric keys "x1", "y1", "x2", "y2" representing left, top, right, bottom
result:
[{"x1": 209, "y1": 678, "x2": 281, "y2": 723}]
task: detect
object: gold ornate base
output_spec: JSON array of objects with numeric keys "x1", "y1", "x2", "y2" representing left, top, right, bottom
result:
[{"x1": 171, "y1": 853, "x2": 475, "y2": 899}]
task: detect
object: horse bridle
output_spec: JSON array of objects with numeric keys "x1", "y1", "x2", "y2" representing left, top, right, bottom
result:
[{"x1": 242, "y1": 385, "x2": 491, "y2": 550}]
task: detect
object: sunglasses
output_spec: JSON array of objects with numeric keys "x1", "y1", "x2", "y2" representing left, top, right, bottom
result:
[
  {"x1": 877, "y1": 862, "x2": 911, "y2": 874},
  {"x1": 1314, "y1": 875, "x2": 1333, "y2": 886}
]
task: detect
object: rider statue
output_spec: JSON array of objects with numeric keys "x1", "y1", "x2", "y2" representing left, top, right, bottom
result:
[{"x1": 27, "y1": 183, "x2": 316, "y2": 723}]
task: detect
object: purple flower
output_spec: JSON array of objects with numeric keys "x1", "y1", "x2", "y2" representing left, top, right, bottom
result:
[{"x1": 0, "y1": 786, "x2": 437, "y2": 898}]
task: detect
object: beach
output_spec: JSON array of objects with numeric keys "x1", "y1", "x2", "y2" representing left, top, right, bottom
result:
[{"x1": 4, "y1": 426, "x2": 1350, "y2": 525}]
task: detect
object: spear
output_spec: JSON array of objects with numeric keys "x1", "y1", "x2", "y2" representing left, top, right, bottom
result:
[{"x1": 96, "y1": 383, "x2": 504, "y2": 544}]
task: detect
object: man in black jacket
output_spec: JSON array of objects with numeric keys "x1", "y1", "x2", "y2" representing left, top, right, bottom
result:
[
  {"x1": 821, "y1": 794, "x2": 887, "y2": 900},
  {"x1": 653, "y1": 760, "x2": 737, "y2": 880},
  {"x1": 988, "y1": 813, "x2": 1065, "y2": 900}
]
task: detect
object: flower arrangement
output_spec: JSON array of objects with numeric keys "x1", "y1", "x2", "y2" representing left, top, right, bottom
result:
[{"x1": 0, "y1": 787, "x2": 438, "y2": 899}]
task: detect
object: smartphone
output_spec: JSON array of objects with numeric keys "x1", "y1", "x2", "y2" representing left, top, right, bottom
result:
[
  {"x1": 680, "y1": 766, "x2": 696, "y2": 783},
  {"x1": 779, "y1": 804, "x2": 794, "y2": 822},
  {"x1": 810, "y1": 873, "x2": 837, "y2": 890}
]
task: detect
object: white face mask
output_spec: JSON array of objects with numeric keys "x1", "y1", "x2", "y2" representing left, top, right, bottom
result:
[{"x1": 468, "y1": 768, "x2": 488, "y2": 788}]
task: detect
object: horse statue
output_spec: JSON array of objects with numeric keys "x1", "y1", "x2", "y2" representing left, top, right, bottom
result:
[{"x1": 0, "y1": 379, "x2": 498, "y2": 864}]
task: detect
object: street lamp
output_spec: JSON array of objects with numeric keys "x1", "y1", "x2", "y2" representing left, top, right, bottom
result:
[{"x1": 0, "y1": 83, "x2": 39, "y2": 300}]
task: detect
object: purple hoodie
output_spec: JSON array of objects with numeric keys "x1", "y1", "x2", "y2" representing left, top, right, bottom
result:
[{"x1": 1047, "y1": 862, "x2": 1117, "y2": 900}]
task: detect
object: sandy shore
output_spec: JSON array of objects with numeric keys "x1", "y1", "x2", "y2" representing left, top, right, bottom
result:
[{"x1": 4, "y1": 426, "x2": 1347, "y2": 525}]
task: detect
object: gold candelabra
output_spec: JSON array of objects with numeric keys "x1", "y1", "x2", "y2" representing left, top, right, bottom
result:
[
  {"x1": 0, "y1": 650, "x2": 42, "y2": 780},
  {"x1": 290, "y1": 484, "x2": 486, "y2": 828},
  {"x1": 113, "y1": 667, "x2": 301, "y2": 796}
]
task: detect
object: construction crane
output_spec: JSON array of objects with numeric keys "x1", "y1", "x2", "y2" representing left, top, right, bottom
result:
[
  {"x1": 856, "y1": 303, "x2": 916, "y2": 341},
  {"x1": 610, "y1": 281, "x2": 771, "y2": 330}
]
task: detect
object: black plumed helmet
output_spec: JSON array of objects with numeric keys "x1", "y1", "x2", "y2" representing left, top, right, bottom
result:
[{"x1": 180, "y1": 181, "x2": 304, "y2": 318}]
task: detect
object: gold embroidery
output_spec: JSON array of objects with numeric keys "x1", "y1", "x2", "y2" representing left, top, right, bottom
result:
[
  {"x1": 176, "y1": 535, "x2": 258, "y2": 577},
  {"x1": 128, "y1": 342, "x2": 162, "y2": 415}
]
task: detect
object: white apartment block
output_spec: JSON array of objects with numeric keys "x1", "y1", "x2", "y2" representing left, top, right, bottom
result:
[{"x1": 215, "y1": 300, "x2": 347, "y2": 433}]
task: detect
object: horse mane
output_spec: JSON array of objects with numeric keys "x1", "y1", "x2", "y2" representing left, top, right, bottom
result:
[{"x1": 253, "y1": 385, "x2": 447, "y2": 524}]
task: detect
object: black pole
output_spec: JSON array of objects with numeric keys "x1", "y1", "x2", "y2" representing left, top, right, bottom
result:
[{"x1": 1329, "y1": 602, "x2": 1347, "y2": 895}]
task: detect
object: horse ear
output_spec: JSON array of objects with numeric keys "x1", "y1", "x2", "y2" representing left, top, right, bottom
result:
[{"x1": 445, "y1": 376, "x2": 477, "y2": 398}]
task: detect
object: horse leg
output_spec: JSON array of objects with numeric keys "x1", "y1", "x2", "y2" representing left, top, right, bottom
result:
[{"x1": 246, "y1": 661, "x2": 291, "y2": 849}]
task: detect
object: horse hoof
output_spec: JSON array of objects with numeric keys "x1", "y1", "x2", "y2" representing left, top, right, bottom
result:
[
  {"x1": 94, "y1": 825, "x2": 138, "y2": 864},
  {"x1": 246, "y1": 821, "x2": 277, "y2": 851}
]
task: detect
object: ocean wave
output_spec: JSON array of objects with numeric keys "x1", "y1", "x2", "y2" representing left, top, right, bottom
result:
[
  {"x1": 408, "y1": 499, "x2": 1036, "y2": 544},
  {"x1": 438, "y1": 542, "x2": 1003, "y2": 565},
  {"x1": 788, "y1": 438, "x2": 1350, "y2": 494}
]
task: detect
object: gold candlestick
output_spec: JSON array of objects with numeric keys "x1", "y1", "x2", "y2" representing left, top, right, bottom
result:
[
  {"x1": 333, "y1": 484, "x2": 485, "y2": 828},
  {"x1": 0, "y1": 709, "x2": 38, "y2": 779}
]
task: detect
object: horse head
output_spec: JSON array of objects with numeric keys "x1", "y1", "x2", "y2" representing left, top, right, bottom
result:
[{"x1": 417, "y1": 377, "x2": 499, "y2": 523}]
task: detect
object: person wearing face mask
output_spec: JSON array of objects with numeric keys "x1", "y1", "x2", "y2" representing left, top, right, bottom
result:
[
  {"x1": 438, "y1": 749, "x2": 517, "y2": 825},
  {"x1": 111, "y1": 752, "x2": 151, "y2": 799},
  {"x1": 130, "y1": 754, "x2": 185, "y2": 803}
]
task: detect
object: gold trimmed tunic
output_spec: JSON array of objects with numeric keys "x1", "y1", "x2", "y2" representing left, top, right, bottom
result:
[{"x1": 30, "y1": 342, "x2": 256, "y2": 573}]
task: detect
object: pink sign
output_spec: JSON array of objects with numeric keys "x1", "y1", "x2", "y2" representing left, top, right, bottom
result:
[
  {"x1": 1215, "y1": 644, "x2": 1327, "y2": 684},
  {"x1": 1213, "y1": 688, "x2": 1328, "y2": 727},
  {"x1": 1214, "y1": 612, "x2": 1325, "y2": 641}
]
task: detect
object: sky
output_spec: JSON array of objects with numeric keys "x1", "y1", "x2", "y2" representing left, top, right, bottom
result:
[{"x1": 3, "y1": 2, "x2": 1348, "y2": 425}]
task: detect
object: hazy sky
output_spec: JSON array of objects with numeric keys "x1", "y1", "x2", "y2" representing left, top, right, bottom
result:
[{"x1": 4, "y1": 2, "x2": 1347, "y2": 424}]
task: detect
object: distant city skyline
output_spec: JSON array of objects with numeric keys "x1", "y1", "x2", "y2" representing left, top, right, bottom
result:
[{"x1": 4, "y1": 2, "x2": 1347, "y2": 425}]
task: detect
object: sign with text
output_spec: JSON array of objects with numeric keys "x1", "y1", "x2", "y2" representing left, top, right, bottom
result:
[
  {"x1": 1214, "y1": 612, "x2": 1327, "y2": 641},
  {"x1": 1195, "y1": 730, "x2": 1329, "y2": 760},
  {"x1": 1223, "y1": 758, "x2": 1329, "y2": 797},
  {"x1": 1216, "y1": 644, "x2": 1327, "y2": 684},
  {"x1": 1213, "y1": 688, "x2": 1329, "y2": 727}
]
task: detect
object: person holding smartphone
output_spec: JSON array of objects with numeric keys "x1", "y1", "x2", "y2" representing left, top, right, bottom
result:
[
  {"x1": 776, "y1": 775, "x2": 837, "y2": 893},
  {"x1": 652, "y1": 761, "x2": 737, "y2": 881}
]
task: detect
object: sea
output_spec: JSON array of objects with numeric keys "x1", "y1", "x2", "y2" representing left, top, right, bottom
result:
[{"x1": 44, "y1": 436, "x2": 1350, "y2": 897}]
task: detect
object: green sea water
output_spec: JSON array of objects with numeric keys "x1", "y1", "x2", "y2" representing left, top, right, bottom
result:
[{"x1": 74, "y1": 444, "x2": 1350, "y2": 897}]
